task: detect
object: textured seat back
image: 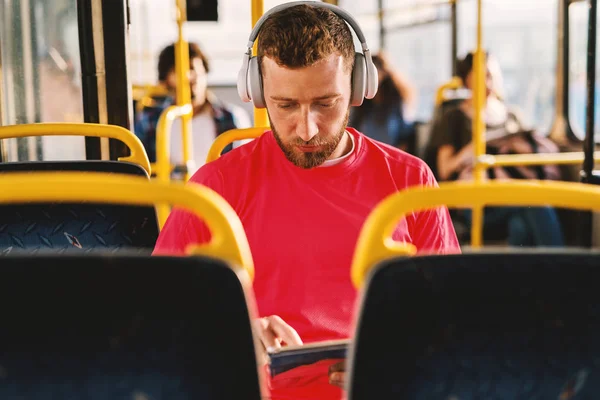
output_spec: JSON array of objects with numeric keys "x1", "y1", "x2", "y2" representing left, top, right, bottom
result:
[
  {"x1": 0, "y1": 255, "x2": 262, "y2": 400},
  {"x1": 0, "y1": 161, "x2": 158, "y2": 254},
  {"x1": 349, "y1": 251, "x2": 600, "y2": 399}
]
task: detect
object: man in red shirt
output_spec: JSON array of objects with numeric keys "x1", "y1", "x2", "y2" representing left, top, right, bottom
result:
[{"x1": 153, "y1": 2, "x2": 460, "y2": 398}]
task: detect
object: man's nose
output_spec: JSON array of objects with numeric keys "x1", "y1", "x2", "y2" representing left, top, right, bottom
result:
[{"x1": 296, "y1": 108, "x2": 319, "y2": 142}]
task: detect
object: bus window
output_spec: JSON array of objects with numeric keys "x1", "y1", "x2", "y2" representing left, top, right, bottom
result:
[
  {"x1": 339, "y1": 0, "x2": 452, "y2": 122},
  {"x1": 385, "y1": 21, "x2": 452, "y2": 122},
  {"x1": 458, "y1": 0, "x2": 558, "y2": 135},
  {"x1": 569, "y1": 0, "x2": 600, "y2": 141},
  {"x1": 0, "y1": 0, "x2": 85, "y2": 161}
]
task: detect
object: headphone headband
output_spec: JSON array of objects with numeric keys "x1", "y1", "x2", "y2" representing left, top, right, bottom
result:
[
  {"x1": 237, "y1": 1, "x2": 378, "y2": 108},
  {"x1": 245, "y1": 1, "x2": 370, "y2": 54}
]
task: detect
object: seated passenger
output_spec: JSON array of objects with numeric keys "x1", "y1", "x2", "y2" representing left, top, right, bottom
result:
[
  {"x1": 427, "y1": 51, "x2": 564, "y2": 247},
  {"x1": 134, "y1": 42, "x2": 251, "y2": 174},
  {"x1": 349, "y1": 51, "x2": 417, "y2": 152},
  {"x1": 153, "y1": 4, "x2": 460, "y2": 399}
]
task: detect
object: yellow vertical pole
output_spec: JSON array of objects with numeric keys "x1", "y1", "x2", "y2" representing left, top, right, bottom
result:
[
  {"x1": 251, "y1": 0, "x2": 270, "y2": 128},
  {"x1": 470, "y1": 0, "x2": 486, "y2": 248},
  {"x1": 175, "y1": 0, "x2": 194, "y2": 181}
]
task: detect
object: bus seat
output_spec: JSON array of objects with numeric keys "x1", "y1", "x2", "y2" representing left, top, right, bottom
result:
[
  {"x1": 0, "y1": 123, "x2": 152, "y2": 176},
  {"x1": 0, "y1": 162, "x2": 158, "y2": 254},
  {"x1": 0, "y1": 160, "x2": 150, "y2": 177},
  {"x1": 348, "y1": 251, "x2": 600, "y2": 399},
  {"x1": 0, "y1": 254, "x2": 262, "y2": 399}
]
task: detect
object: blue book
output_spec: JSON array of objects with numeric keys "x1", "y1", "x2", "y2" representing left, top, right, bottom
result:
[{"x1": 267, "y1": 339, "x2": 350, "y2": 377}]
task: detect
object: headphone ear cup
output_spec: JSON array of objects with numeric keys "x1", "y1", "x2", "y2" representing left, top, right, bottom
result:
[
  {"x1": 351, "y1": 52, "x2": 366, "y2": 106},
  {"x1": 237, "y1": 54, "x2": 251, "y2": 102},
  {"x1": 364, "y1": 53, "x2": 379, "y2": 99},
  {"x1": 248, "y1": 57, "x2": 266, "y2": 108}
]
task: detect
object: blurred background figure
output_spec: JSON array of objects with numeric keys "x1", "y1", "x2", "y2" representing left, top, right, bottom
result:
[
  {"x1": 134, "y1": 42, "x2": 251, "y2": 173},
  {"x1": 349, "y1": 51, "x2": 417, "y2": 152},
  {"x1": 426, "y1": 51, "x2": 564, "y2": 248}
]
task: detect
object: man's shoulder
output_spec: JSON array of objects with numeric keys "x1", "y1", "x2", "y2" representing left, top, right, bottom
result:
[{"x1": 354, "y1": 128, "x2": 434, "y2": 183}]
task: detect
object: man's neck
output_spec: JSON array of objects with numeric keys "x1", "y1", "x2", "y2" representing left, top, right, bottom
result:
[
  {"x1": 320, "y1": 130, "x2": 355, "y2": 168},
  {"x1": 327, "y1": 130, "x2": 353, "y2": 161}
]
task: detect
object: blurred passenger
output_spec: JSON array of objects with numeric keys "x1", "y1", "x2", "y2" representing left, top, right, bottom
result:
[
  {"x1": 349, "y1": 51, "x2": 416, "y2": 151},
  {"x1": 134, "y1": 42, "x2": 251, "y2": 173},
  {"x1": 427, "y1": 51, "x2": 564, "y2": 247}
]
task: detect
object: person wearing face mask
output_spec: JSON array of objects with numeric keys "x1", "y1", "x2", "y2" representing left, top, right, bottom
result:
[
  {"x1": 134, "y1": 42, "x2": 251, "y2": 174},
  {"x1": 427, "y1": 51, "x2": 564, "y2": 247},
  {"x1": 153, "y1": 3, "x2": 460, "y2": 399}
]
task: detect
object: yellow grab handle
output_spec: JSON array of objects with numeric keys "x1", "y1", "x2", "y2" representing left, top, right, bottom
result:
[
  {"x1": 155, "y1": 104, "x2": 194, "y2": 183},
  {"x1": 0, "y1": 123, "x2": 151, "y2": 175},
  {"x1": 132, "y1": 84, "x2": 169, "y2": 100},
  {"x1": 0, "y1": 171, "x2": 254, "y2": 280},
  {"x1": 434, "y1": 77, "x2": 463, "y2": 106},
  {"x1": 155, "y1": 104, "x2": 194, "y2": 228},
  {"x1": 351, "y1": 180, "x2": 600, "y2": 289},
  {"x1": 206, "y1": 127, "x2": 267, "y2": 163},
  {"x1": 132, "y1": 84, "x2": 170, "y2": 113}
]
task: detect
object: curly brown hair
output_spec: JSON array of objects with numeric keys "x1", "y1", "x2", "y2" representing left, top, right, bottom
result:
[
  {"x1": 157, "y1": 42, "x2": 209, "y2": 82},
  {"x1": 257, "y1": 4, "x2": 355, "y2": 74}
]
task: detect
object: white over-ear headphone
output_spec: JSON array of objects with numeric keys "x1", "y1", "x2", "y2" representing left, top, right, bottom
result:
[{"x1": 236, "y1": 1, "x2": 378, "y2": 109}]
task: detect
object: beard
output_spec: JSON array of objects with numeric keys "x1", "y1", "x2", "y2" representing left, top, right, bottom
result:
[{"x1": 271, "y1": 108, "x2": 350, "y2": 169}]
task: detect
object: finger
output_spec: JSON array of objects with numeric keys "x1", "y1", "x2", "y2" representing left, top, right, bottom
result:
[
  {"x1": 250, "y1": 325, "x2": 268, "y2": 366},
  {"x1": 253, "y1": 318, "x2": 281, "y2": 353},
  {"x1": 328, "y1": 360, "x2": 345, "y2": 374},
  {"x1": 255, "y1": 345, "x2": 269, "y2": 367},
  {"x1": 267, "y1": 316, "x2": 303, "y2": 346},
  {"x1": 329, "y1": 371, "x2": 345, "y2": 388}
]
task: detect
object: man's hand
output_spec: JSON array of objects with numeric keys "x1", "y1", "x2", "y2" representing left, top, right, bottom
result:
[
  {"x1": 253, "y1": 315, "x2": 303, "y2": 365},
  {"x1": 328, "y1": 360, "x2": 346, "y2": 388}
]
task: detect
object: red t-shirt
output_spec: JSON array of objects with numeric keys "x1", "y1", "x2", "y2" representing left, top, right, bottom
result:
[{"x1": 153, "y1": 128, "x2": 460, "y2": 398}]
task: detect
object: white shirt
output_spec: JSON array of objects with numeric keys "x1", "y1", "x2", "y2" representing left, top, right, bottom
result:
[
  {"x1": 320, "y1": 130, "x2": 355, "y2": 167},
  {"x1": 169, "y1": 103, "x2": 251, "y2": 174}
]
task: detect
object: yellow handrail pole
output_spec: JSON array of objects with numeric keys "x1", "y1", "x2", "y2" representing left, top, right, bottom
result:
[
  {"x1": 479, "y1": 151, "x2": 600, "y2": 168},
  {"x1": 155, "y1": 103, "x2": 193, "y2": 228},
  {"x1": 0, "y1": 172, "x2": 254, "y2": 281},
  {"x1": 351, "y1": 180, "x2": 600, "y2": 289},
  {"x1": 175, "y1": 0, "x2": 194, "y2": 181},
  {"x1": 252, "y1": 0, "x2": 270, "y2": 128},
  {"x1": 470, "y1": 0, "x2": 486, "y2": 248},
  {"x1": 0, "y1": 123, "x2": 151, "y2": 174}
]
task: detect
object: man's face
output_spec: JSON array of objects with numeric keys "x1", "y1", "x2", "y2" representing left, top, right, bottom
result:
[
  {"x1": 262, "y1": 53, "x2": 352, "y2": 169},
  {"x1": 164, "y1": 57, "x2": 208, "y2": 103}
]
